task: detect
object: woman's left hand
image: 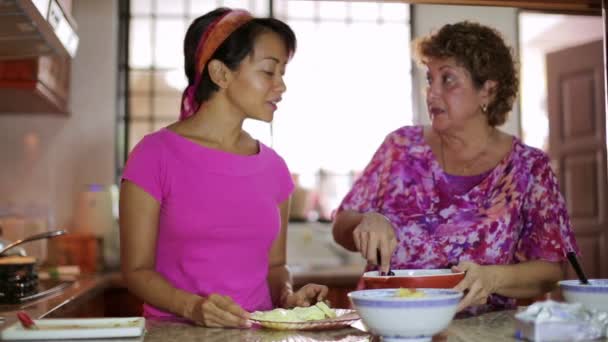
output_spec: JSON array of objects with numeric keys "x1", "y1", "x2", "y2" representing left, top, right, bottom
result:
[
  {"x1": 283, "y1": 283, "x2": 329, "y2": 308},
  {"x1": 452, "y1": 261, "x2": 498, "y2": 312}
]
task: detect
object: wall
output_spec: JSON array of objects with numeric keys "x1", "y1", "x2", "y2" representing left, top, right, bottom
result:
[
  {"x1": 411, "y1": 4, "x2": 520, "y2": 137},
  {"x1": 287, "y1": 222, "x2": 366, "y2": 269},
  {"x1": 0, "y1": 0, "x2": 118, "y2": 229},
  {"x1": 0, "y1": 2, "x2": 519, "y2": 231}
]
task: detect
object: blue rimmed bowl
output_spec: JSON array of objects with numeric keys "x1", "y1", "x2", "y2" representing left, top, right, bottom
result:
[
  {"x1": 348, "y1": 288, "x2": 462, "y2": 341},
  {"x1": 559, "y1": 279, "x2": 608, "y2": 312}
]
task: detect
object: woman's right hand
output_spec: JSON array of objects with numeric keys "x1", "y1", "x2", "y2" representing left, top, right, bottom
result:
[
  {"x1": 189, "y1": 294, "x2": 251, "y2": 328},
  {"x1": 353, "y1": 212, "x2": 397, "y2": 273}
]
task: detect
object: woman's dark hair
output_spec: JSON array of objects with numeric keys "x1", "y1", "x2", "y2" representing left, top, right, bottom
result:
[
  {"x1": 413, "y1": 21, "x2": 518, "y2": 127},
  {"x1": 184, "y1": 8, "x2": 296, "y2": 104}
]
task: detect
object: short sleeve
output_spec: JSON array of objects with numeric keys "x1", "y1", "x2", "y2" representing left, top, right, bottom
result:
[
  {"x1": 274, "y1": 154, "x2": 295, "y2": 204},
  {"x1": 121, "y1": 135, "x2": 165, "y2": 203},
  {"x1": 516, "y1": 154, "x2": 579, "y2": 262},
  {"x1": 336, "y1": 133, "x2": 396, "y2": 215}
]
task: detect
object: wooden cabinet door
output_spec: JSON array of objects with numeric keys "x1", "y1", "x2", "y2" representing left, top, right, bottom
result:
[{"x1": 547, "y1": 39, "x2": 608, "y2": 278}]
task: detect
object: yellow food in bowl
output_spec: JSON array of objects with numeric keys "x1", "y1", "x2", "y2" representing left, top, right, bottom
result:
[{"x1": 395, "y1": 288, "x2": 425, "y2": 298}]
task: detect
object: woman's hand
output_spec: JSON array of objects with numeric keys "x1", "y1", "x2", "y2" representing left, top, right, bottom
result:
[
  {"x1": 189, "y1": 294, "x2": 251, "y2": 328},
  {"x1": 353, "y1": 212, "x2": 397, "y2": 273},
  {"x1": 283, "y1": 283, "x2": 329, "y2": 308},
  {"x1": 452, "y1": 261, "x2": 498, "y2": 312}
]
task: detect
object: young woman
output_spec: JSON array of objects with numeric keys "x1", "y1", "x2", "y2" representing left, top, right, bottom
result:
[{"x1": 120, "y1": 8, "x2": 327, "y2": 328}]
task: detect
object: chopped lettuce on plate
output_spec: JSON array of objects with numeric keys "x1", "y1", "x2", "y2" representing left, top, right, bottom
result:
[{"x1": 251, "y1": 302, "x2": 337, "y2": 322}]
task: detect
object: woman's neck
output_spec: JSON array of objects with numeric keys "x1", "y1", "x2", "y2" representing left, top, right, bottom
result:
[
  {"x1": 172, "y1": 98, "x2": 250, "y2": 152},
  {"x1": 437, "y1": 123, "x2": 497, "y2": 175},
  {"x1": 439, "y1": 124, "x2": 495, "y2": 155}
]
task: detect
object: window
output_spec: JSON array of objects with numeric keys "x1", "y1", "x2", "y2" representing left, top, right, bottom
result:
[
  {"x1": 273, "y1": 1, "x2": 412, "y2": 220},
  {"x1": 118, "y1": 0, "x2": 412, "y2": 221}
]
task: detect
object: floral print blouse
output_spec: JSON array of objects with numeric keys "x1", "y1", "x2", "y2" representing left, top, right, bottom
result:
[{"x1": 337, "y1": 126, "x2": 579, "y2": 314}]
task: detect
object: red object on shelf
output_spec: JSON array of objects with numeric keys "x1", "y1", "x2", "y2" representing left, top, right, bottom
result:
[
  {"x1": 0, "y1": 56, "x2": 70, "y2": 114},
  {"x1": 16, "y1": 311, "x2": 37, "y2": 330}
]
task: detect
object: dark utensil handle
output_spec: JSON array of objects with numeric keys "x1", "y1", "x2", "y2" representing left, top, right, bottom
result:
[
  {"x1": 376, "y1": 249, "x2": 394, "y2": 276},
  {"x1": 566, "y1": 252, "x2": 589, "y2": 285}
]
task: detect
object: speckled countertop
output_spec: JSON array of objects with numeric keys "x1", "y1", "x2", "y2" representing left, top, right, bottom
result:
[
  {"x1": 1, "y1": 273, "x2": 606, "y2": 342},
  {"x1": 142, "y1": 308, "x2": 608, "y2": 342}
]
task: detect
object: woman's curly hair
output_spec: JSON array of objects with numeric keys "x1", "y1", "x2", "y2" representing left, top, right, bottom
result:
[{"x1": 413, "y1": 21, "x2": 518, "y2": 127}]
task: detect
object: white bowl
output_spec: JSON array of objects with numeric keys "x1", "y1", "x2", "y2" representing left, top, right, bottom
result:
[
  {"x1": 559, "y1": 279, "x2": 608, "y2": 312},
  {"x1": 348, "y1": 288, "x2": 462, "y2": 341}
]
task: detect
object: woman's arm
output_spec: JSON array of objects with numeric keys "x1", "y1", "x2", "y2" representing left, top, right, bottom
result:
[
  {"x1": 454, "y1": 260, "x2": 563, "y2": 311},
  {"x1": 333, "y1": 210, "x2": 397, "y2": 273},
  {"x1": 120, "y1": 181, "x2": 249, "y2": 327},
  {"x1": 267, "y1": 198, "x2": 328, "y2": 308},
  {"x1": 491, "y1": 260, "x2": 562, "y2": 298},
  {"x1": 332, "y1": 210, "x2": 365, "y2": 252},
  {"x1": 266, "y1": 198, "x2": 293, "y2": 306},
  {"x1": 120, "y1": 181, "x2": 199, "y2": 317}
]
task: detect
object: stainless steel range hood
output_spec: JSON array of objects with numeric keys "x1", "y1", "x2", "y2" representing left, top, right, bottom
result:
[{"x1": 0, "y1": 0, "x2": 78, "y2": 60}]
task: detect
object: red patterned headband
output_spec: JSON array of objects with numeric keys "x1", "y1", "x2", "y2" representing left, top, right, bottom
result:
[{"x1": 180, "y1": 9, "x2": 253, "y2": 120}]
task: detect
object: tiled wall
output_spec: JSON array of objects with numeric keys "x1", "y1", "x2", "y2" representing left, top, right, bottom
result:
[{"x1": 0, "y1": 0, "x2": 118, "y2": 229}]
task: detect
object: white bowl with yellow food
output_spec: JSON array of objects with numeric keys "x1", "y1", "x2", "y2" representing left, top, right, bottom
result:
[{"x1": 348, "y1": 288, "x2": 462, "y2": 341}]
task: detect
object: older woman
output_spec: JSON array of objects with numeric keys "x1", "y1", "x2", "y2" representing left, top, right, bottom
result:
[{"x1": 332, "y1": 21, "x2": 578, "y2": 315}]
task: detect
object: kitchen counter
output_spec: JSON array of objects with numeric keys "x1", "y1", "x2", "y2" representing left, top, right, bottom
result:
[
  {"x1": 2, "y1": 273, "x2": 606, "y2": 341},
  {"x1": 0, "y1": 273, "x2": 121, "y2": 329},
  {"x1": 142, "y1": 308, "x2": 608, "y2": 341},
  {"x1": 0, "y1": 261, "x2": 366, "y2": 325}
]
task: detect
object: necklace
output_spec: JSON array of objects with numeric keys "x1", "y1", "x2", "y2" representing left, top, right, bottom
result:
[{"x1": 440, "y1": 128, "x2": 495, "y2": 175}]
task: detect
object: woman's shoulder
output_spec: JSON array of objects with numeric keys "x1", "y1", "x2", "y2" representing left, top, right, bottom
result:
[
  {"x1": 510, "y1": 137, "x2": 551, "y2": 166},
  {"x1": 128, "y1": 128, "x2": 171, "y2": 156},
  {"x1": 258, "y1": 141, "x2": 287, "y2": 165},
  {"x1": 384, "y1": 125, "x2": 425, "y2": 147}
]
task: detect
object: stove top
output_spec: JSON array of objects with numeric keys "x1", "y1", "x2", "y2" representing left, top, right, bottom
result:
[{"x1": 0, "y1": 279, "x2": 74, "y2": 305}]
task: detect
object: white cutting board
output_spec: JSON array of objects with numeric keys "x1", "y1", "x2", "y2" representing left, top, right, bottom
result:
[{"x1": 0, "y1": 317, "x2": 145, "y2": 340}]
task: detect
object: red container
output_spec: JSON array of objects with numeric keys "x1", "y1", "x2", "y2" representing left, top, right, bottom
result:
[{"x1": 362, "y1": 269, "x2": 465, "y2": 289}]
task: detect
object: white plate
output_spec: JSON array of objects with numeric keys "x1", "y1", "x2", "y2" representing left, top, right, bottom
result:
[
  {"x1": 250, "y1": 309, "x2": 359, "y2": 331},
  {"x1": 0, "y1": 317, "x2": 145, "y2": 340}
]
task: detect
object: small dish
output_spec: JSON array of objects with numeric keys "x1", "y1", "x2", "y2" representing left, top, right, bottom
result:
[
  {"x1": 558, "y1": 279, "x2": 608, "y2": 312},
  {"x1": 0, "y1": 317, "x2": 145, "y2": 340}
]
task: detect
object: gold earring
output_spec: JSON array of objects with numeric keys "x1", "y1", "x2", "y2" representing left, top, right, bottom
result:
[{"x1": 481, "y1": 104, "x2": 488, "y2": 113}]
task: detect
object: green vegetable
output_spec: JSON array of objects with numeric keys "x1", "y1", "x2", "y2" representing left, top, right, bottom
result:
[{"x1": 252, "y1": 303, "x2": 336, "y2": 322}]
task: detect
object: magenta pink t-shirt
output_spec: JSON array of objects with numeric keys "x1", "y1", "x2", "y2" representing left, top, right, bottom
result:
[{"x1": 121, "y1": 128, "x2": 294, "y2": 320}]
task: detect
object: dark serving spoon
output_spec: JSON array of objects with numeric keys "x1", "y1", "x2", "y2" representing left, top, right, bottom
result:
[
  {"x1": 377, "y1": 249, "x2": 395, "y2": 276},
  {"x1": 566, "y1": 251, "x2": 589, "y2": 285}
]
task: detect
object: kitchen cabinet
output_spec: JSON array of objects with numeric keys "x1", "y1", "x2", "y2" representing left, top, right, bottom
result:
[
  {"x1": 46, "y1": 286, "x2": 142, "y2": 318},
  {"x1": 0, "y1": 0, "x2": 77, "y2": 114},
  {"x1": 325, "y1": 285, "x2": 357, "y2": 309},
  {"x1": 292, "y1": 263, "x2": 363, "y2": 309},
  {"x1": 0, "y1": 55, "x2": 70, "y2": 113}
]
